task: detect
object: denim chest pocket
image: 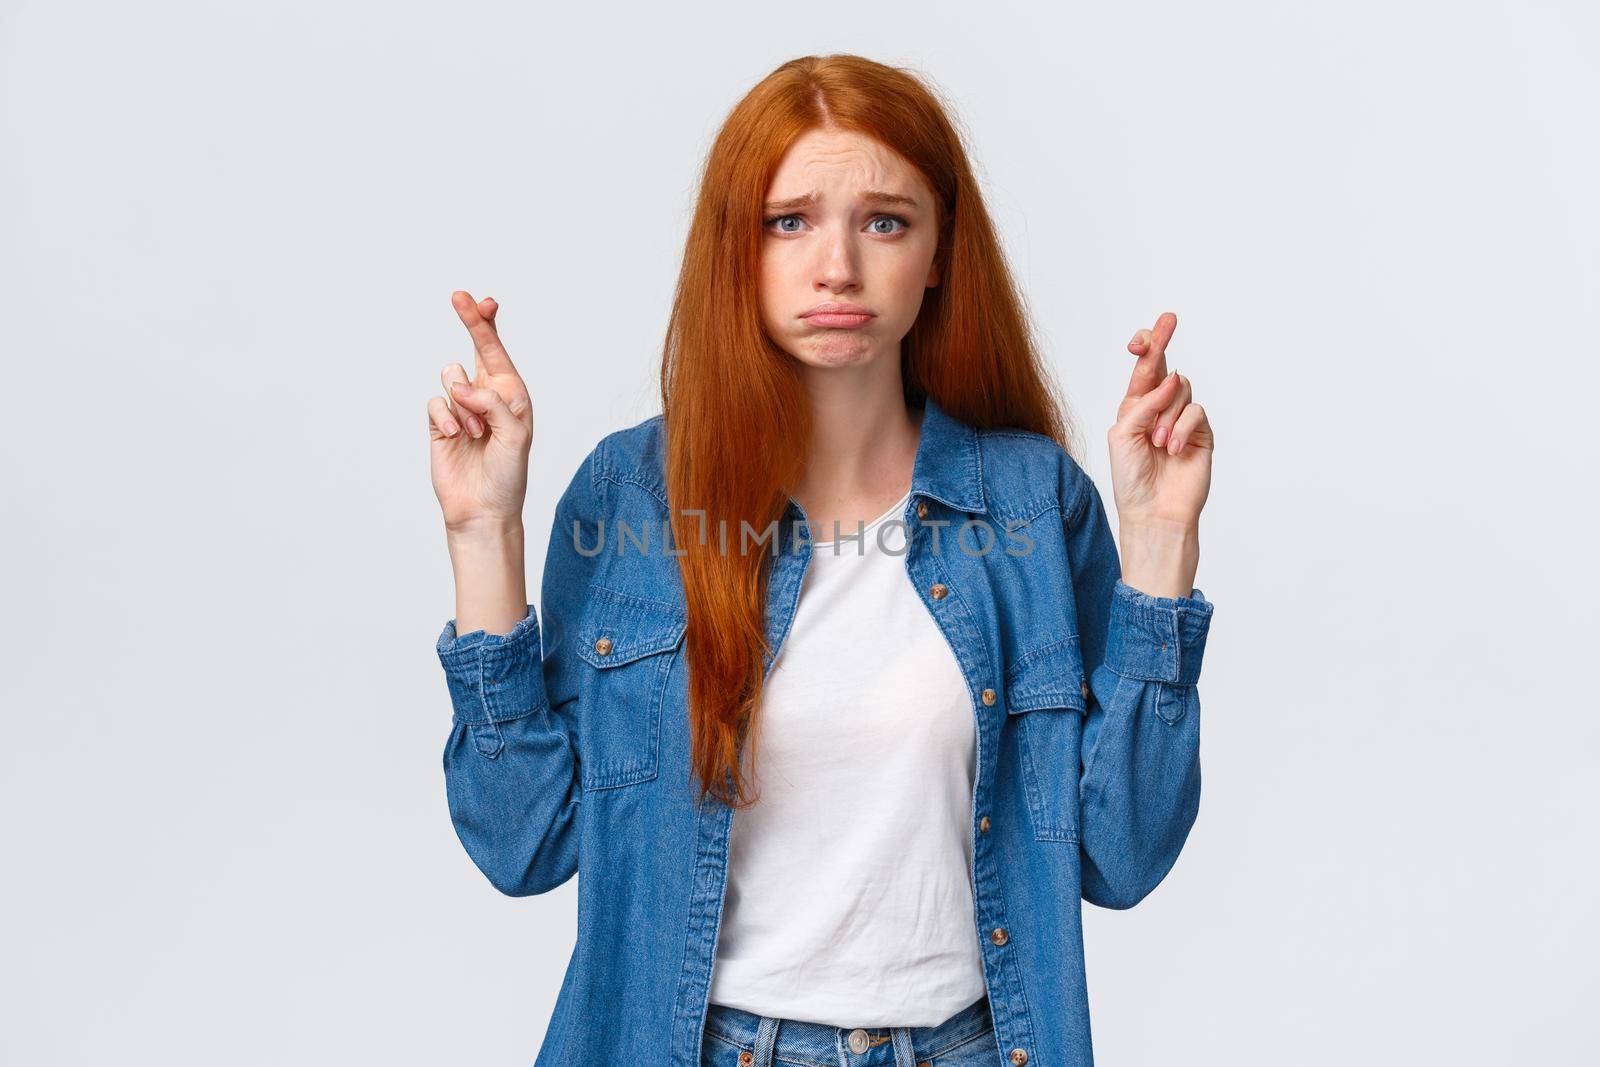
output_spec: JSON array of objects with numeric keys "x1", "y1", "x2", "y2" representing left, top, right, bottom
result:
[
  {"x1": 573, "y1": 585, "x2": 687, "y2": 792},
  {"x1": 1004, "y1": 636, "x2": 1088, "y2": 843}
]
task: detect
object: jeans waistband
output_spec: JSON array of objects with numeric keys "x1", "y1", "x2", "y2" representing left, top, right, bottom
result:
[{"x1": 702, "y1": 993, "x2": 993, "y2": 1067}]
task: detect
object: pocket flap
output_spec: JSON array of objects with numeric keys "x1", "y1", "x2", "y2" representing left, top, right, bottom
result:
[
  {"x1": 1004, "y1": 636, "x2": 1088, "y2": 713},
  {"x1": 575, "y1": 585, "x2": 688, "y2": 668}
]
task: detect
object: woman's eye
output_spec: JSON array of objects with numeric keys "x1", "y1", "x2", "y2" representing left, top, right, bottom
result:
[{"x1": 761, "y1": 214, "x2": 910, "y2": 235}]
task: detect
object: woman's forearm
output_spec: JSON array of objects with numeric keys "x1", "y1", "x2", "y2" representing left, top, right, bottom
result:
[
  {"x1": 447, "y1": 520, "x2": 529, "y2": 636},
  {"x1": 1117, "y1": 519, "x2": 1200, "y2": 600}
]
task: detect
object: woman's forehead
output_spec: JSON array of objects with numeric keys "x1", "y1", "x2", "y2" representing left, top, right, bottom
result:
[{"x1": 766, "y1": 130, "x2": 927, "y2": 206}]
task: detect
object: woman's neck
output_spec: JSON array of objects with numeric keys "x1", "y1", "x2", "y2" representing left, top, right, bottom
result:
[{"x1": 789, "y1": 380, "x2": 923, "y2": 539}]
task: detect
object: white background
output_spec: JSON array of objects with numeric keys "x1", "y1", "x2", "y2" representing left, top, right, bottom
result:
[{"x1": 3, "y1": 1, "x2": 1596, "y2": 1063}]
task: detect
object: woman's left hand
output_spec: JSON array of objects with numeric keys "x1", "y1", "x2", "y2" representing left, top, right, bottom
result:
[{"x1": 1106, "y1": 312, "x2": 1214, "y2": 597}]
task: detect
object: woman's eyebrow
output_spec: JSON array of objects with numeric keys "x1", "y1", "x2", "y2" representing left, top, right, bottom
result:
[{"x1": 763, "y1": 189, "x2": 921, "y2": 212}]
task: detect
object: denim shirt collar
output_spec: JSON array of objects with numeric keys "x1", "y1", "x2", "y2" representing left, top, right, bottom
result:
[{"x1": 909, "y1": 395, "x2": 988, "y2": 515}]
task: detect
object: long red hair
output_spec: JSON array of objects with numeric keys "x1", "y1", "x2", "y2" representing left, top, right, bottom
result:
[{"x1": 660, "y1": 53, "x2": 1079, "y2": 808}]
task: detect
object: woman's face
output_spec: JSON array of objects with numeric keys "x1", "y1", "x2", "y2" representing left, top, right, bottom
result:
[{"x1": 758, "y1": 127, "x2": 941, "y2": 372}]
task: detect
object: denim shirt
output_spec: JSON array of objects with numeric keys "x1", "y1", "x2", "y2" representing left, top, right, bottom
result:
[{"x1": 435, "y1": 395, "x2": 1216, "y2": 1067}]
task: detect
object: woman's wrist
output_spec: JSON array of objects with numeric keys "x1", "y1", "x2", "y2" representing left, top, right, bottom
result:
[
  {"x1": 445, "y1": 512, "x2": 524, "y2": 544},
  {"x1": 1117, "y1": 519, "x2": 1200, "y2": 600},
  {"x1": 446, "y1": 521, "x2": 529, "y2": 637}
]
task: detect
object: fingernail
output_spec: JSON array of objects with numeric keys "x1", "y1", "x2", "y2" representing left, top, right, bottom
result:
[
  {"x1": 451, "y1": 380, "x2": 468, "y2": 394},
  {"x1": 1153, "y1": 425, "x2": 1168, "y2": 447},
  {"x1": 468, "y1": 415, "x2": 483, "y2": 438},
  {"x1": 443, "y1": 421, "x2": 459, "y2": 436},
  {"x1": 1130, "y1": 333, "x2": 1143, "y2": 346}
]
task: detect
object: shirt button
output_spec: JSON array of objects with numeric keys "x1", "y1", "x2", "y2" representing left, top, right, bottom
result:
[
  {"x1": 1079, "y1": 679, "x2": 1090, "y2": 700},
  {"x1": 738, "y1": 1053, "x2": 753, "y2": 1066},
  {"x1": 981, "y1": 687, "x2": 996, "y2": 706},
  {"x1": 929, "y1": 583, "x2": 949, "y2": 599},
  {"x1": 848, "y1": 1029, "x2": 870, "y2": 1054},
  {"x1": 990, "y1": 926, "x2": 1009, "y2": 946},
  {"x1": 979, "y1": 815, "x2": 991, "y2": 833},
  {"x1": 594, "y1": 636, "x2": 613, "y2": 655},
  {"x1": 1009, "y1": 1049, "x2": 1029, "y2": 1065},
  {"x1": 916, "y1": 500, "x2": 929, "y2": 519}
]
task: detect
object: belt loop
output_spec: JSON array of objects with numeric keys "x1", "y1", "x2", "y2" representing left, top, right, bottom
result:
[
  {"x1": 753, "y1": 1015, "x2": 780, "y2": 1067},
  {"x1": 891, "y1": 1025, "x2": 915, "y2": 1067}
]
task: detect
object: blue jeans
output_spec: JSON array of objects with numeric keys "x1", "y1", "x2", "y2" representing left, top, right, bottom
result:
[{"x1": 701, "y1": 994, "x2": 1001, "y2": 1067}]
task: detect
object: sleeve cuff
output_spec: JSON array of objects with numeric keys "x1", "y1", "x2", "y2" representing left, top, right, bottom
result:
[
  {"x1": 436, "y1": 604, "x2": 547, "y2": 724},
  {"x1": 1103, "y1": 579, "x2": 1214, "y2": 684}
]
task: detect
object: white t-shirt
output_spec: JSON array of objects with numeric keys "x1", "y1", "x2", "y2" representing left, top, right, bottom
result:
[{"x1": 706, "y1": 489, "x2": 988, "y2": 1027}]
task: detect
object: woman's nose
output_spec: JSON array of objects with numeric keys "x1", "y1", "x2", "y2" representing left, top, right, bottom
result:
[{"x1": 813, "y1": 232, "x2": 861, "y2": 291}]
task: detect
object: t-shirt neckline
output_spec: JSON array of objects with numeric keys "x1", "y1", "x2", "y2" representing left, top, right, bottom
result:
[{"x1": 809, "y1": 489, "x2": 913, "y2": 547}]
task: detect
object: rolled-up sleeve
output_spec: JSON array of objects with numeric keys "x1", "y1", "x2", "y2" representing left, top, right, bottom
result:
[
  {"x1": 438, "y1": 603, "x2": 545, "y2": 726},
  {"x1": 436, "y1": 602, "x2": 583, "y2": 897},
  {"x1": 1104, "y1": 579, "x2": 1214, "y2": 685}
]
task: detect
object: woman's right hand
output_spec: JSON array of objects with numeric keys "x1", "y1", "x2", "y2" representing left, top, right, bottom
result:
[{"x1": 428, "y1": 290, "x2": 533, "y2": 535}]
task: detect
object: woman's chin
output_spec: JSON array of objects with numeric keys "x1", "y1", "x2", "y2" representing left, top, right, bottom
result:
[{"x1": 786, "y1": 333, "x2": 885, "y2": 369}]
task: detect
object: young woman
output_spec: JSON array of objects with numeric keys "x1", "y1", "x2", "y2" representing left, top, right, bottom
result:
[{"x1": 427, "y1": 54, "x2": 1215, "y2": 1067}]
